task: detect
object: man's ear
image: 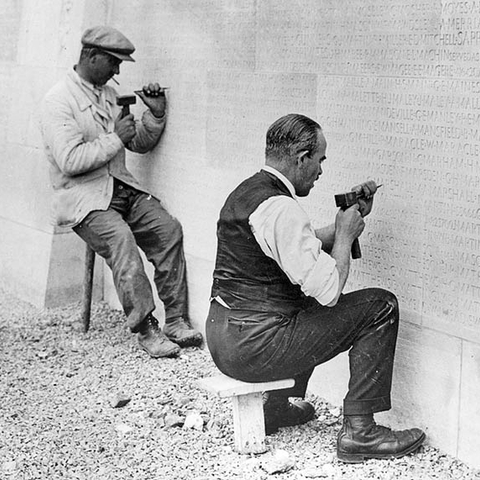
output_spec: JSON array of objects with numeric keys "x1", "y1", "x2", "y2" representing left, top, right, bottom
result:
[
  {"x1": 296, "y1": 150, "x2": 310, "y2": 166},
  {"x1": 88, "y1": 49, "x2": 101, "y2": 64}
]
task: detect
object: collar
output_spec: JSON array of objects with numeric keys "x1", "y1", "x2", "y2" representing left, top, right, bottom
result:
[
  {"x1": 67, "y1": 68, "x2": 114, "y2": 111},
  {"x1": 262, "y1": 165, "x2": 297, "y2": 198},
  {"x1": 78, "y1": 73, "x2": 99, "y2": 97},
  {"x1": 66, "y1": 68, "x2": 94, "y2": 111}
]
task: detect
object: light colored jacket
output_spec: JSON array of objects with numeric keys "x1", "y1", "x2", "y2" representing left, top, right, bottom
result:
[{"x1": 40, "y1": 69, "x2": 166, "y2": 227}]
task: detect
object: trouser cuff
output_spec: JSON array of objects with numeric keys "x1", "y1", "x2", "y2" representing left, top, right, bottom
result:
[
  {"x1": 343, "y1": 396, "x2": 391, "y2": 415},
  {"x1": 128, "y1": 307, "x2": 155, "y2": 333}
]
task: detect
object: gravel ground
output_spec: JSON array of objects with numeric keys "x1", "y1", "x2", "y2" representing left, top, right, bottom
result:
[{"x1": 1, "y1": 289, "x2": 479, "y2": 480}]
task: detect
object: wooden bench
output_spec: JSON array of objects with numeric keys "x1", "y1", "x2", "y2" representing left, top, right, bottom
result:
[{"x1": 197, "y1": 373, "x2": 294, "y2": 454}]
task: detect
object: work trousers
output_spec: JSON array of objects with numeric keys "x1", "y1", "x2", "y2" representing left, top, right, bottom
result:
[
  {"x1": 73, "y1": 179, "x2": 188, "y2": 332},
  {"x1": 206, "y1": 288, "x2": 399, "y2": 415}
]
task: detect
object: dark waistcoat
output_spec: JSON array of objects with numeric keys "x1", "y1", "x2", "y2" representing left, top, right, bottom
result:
[{"x1": 211, "y1": 170, "x2": 305, "y2": 314}]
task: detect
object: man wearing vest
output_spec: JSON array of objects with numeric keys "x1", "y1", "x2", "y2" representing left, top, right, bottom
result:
[
  {"x1": 40, "y1": 26, "x2": 202, "y2": 358},
  {"x1": 206, "y1": 113, "x2": 425, "y2": 463}
]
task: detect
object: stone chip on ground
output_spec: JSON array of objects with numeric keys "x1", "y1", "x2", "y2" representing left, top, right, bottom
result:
[
  {"x1": 183, "y1": 410, "x2": 204, "y2": 430},
  {"x1": 165, "y1": 413, "x2": 185, "y2": 428},
  {"x1": 109, "y1": 393, "x2": 131, "y2": 408},
  {"x1": 115, "y1": 423, "x2": 133, "y2": 434},
  {"x1": 261, "y1": 449, "x2": 295, "y2": 474}
]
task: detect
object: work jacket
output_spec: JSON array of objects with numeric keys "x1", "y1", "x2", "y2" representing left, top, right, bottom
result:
[{"x1": 40, "y1": 69, "x2": 166, "y2": 227}]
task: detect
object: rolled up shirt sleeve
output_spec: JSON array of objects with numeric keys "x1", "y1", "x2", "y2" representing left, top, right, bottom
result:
[{"x1": 249, "y1": 196, "x2": 339, "y2": 306}]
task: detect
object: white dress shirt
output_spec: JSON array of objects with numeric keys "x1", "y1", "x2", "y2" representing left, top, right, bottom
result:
[{"x1": 249, "y1": 166, "x2": 339, "y2": 306}]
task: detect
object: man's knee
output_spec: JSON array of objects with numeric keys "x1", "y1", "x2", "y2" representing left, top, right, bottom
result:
[
  {"x1": 370, "y1": 288, "x2": 399, "y2": 327},
  {"x1": 169, "y1": 217, "x2": 183, "y2": 241},
  {"x1": 157, "y1": 216, "x2": 184, "y2": 246},
  {"x1": 378, "y1": 288, "x2": 398, "y2": 311},
  {"x1": 365, "y1": 288, "x2": 397, "y2": 308}
]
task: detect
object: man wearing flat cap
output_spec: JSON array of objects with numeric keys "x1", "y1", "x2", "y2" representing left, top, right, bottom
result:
[{"x1": 40, "y1": 26, "x2": 203, "y2": 358}]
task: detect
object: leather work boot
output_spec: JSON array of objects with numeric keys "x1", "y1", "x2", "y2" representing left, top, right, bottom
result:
[
  {"x1": 263, "y1": 393, "x2": 315, "y2": 435},
  {"x1": 163, "y1": 317, "x2": 203, "y2": 348},
  {"x1": 137, "y1": 315, "x2": 180, "y2": 358},
  {"x1": 337, "y1": 414, "x2": 426, "y2": 463}
]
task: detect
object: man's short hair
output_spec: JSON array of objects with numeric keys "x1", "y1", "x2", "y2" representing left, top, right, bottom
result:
[
  {"x1": 265, "y1": 113, "x2": 321, "y2": 160},
  {"x1": 79, "y1": 46, "x2": 102, "y2": 63}
]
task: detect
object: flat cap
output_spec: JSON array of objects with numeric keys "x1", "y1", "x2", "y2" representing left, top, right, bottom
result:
[{"x1": 81, "y1": 26, "x2": 135, "y2": 62}]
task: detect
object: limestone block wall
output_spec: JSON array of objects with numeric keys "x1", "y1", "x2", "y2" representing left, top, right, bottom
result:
[
  {"x1": 0, "y1": 0, "x2": 106, "y2": 306},
  {"x1": 0, "y1": 0, "x2": 479, "y2": 468}
]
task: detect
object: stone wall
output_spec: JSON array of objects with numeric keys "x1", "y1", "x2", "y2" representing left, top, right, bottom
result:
[{"x1": 0, "y1": 0, "x2": 479, "y2": 467}]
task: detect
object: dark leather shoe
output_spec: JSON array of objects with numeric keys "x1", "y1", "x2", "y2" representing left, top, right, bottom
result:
[
  {"x1": 163, "y1": 317, "x2": 203, "y2": 348},
  {"x1": 137, "y1": 315, "x2": 180, "y2": 358},
  {"x1": 337, "y1": 415, "x2": 426, "y2": 463},
  {"x1": 264, "y1": 395, "x2": 315, "y2": 435}
]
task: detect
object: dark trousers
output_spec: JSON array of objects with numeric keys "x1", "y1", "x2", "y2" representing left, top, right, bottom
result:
[
  {"x1": 206, "y1": 288, "x2": 399, "y2": 415},
  {"x1": 73, "y1": 180, "x2": 188, "y2": 332}
]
